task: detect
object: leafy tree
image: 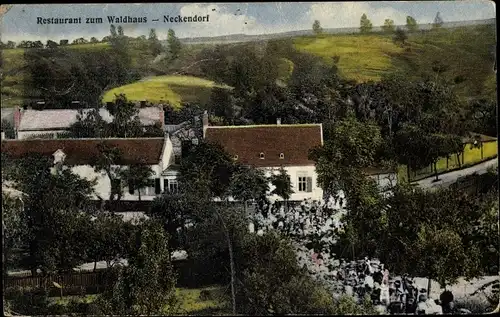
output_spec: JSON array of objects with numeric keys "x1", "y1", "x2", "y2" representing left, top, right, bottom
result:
[
  {"x1": 406, "y1": 16, "x2": 418, "y2": 32},
  {"x1": 45, "y1": 40, "x2": 58, "y2": 48},
  {"x1": 269, "y1": 167, "x2": 293, "y2": 211},
  {"x1": 68, "y1": 108, "x2": 109, "y2": 138},
  {"x1": 148, "y1": 28, "x2": 163, "y2": 56},
  {"x1": 96, "y1": 219, "x2": 178, "y2": 316},
  {"x1": 117, "y1": 25, "x2": 124, "y2": 37},
  {"x1": 90, "y1": 37, "x2": 99, "y2": 43},
  {"x1": 92, "y1": 143, "x2": 125, "y2": 202},
  {"x1": 393, "y1": 27, "x2": 408, "y2": 45},
  {"x1": 59, "y1": 39, "x2": 68, "y2": 46},
  {"x1": 309, "y1": 114, "x2": 383, "y2": 196},
  {"x1": 167, "y1": 29, "x2": 181, "y2": 60},
  {"x1": 106, "y1": 94, "x2": 144, "y2": 138},
  {"x1": 382, "y1": 19, "x2": 395, "y2": 33},
  {"x1": 433, "y1": 12, "x2": 444, "y2": 29},
  {"x1": 33, "y1": 40, "x2": 44, "y2": 48},
  {"x1": 208, "y1": 87, "x2": 237, "y2": 125},
  {"x1": 6, "y1": 40, "x2": 16, "y2": 49},
  {"x1": 312, "y1": 20, "x2": 323, "y2": 35},
  {"x1": 110, "y1": 24, "x2": 117, "y2": 37},
  {"x1": 72, "y1": 38, "x2": 88, "y2": 45},
  {"x1": 87, "y1": 212, "x2": 136, "y2": 270},
  {"x1": 359, "y1": 14, "x2": 373, "y2": 33},
  {"x1": 179, "y1": 141, "x2": 235, "y2": 199},
  {"x1": 6, "y1": 154, "x2": 97, "y2": 275},
  {"x1": 120, "y1": 163, "x2": 155, "y2": 201},
  {"x1": 238, "y1": 232, "x2": 346, "y2": 315},
  {"x1": 229, "y1": 164, "x2": 269, "y2": 214}
]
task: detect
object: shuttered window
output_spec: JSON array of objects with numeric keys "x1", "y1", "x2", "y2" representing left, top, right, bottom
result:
[
  {"x1": 128, "y1": 180, "x2": 135, "y2": 194},
  {"x1": 155, "y1": 178, "x2": 161, "y2": 194}
]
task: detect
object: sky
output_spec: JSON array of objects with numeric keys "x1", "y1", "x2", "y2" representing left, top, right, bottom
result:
[{"x1": 0, "y1": 1, "x2": 496, "y2": 42}]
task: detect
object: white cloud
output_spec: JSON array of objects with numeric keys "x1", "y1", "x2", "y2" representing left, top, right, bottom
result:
[
  {"x1": 172, "y1": 4, "x2": 258, "y2": 38},
  {"x1": 306, "y1": 2, "x2": 410, "y2": 28}
]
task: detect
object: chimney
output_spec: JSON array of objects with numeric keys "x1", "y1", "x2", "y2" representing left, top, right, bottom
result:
[
  {"x1": 159, "y1": 106, "x2": 165, "y2": 129},
  {"x1": 277, "y1": 118, "x2": 281, "y2": 125},
  {"x1": 140, "y1": 100, "x2": 147, "y2": 107},
  {"x1": 202, "y1": 110, "x2": 209, "y2": 138}
]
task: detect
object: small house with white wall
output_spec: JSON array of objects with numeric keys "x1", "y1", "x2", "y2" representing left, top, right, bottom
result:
[
  {"x1": 204, "y1": 120, "x2": 325, "y2": 202},
  {"x1": 1, "y1": 136, "x2": 179, "y2": 205},
  {"x1": 13, "y1": 106, "x2": 164, "y2": 140}
]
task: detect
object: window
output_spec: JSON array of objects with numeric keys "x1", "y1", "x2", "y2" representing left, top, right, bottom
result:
[
  {"x1": 139, "y1": 179, "x2": 156, "y2": 196},
  {"x1": 260, "y1": 152, "x2": 265, "y2": 159},
  {"x1": 168, "y1": 179, "x2": 178, "y2": 193},
  {"x1": 234, "y1": 155, "x2": 239, "y2": 160},
  {"x1": 279, "y1": 153, "x2": 284, "y2": 159},
  {"x1": 298, "y1": 176, "x2": 313, "y2": 192}
]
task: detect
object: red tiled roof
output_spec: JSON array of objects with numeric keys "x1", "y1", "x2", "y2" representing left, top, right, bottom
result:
[
  {"x1": 205, "y1": 124, "x2": 322, "y2": 167},
  {"x1": 1, "y1": 138, "x2": 165, "y2": 165}
]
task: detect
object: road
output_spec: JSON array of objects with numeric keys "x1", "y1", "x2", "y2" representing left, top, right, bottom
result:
[{"x1": 414, "y1": 157, "x2": 498, "y2": 190}]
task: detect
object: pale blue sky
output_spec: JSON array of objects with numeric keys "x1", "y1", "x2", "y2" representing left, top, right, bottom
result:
[{"x1": 0, "y1": 2, "x2": 495, "y2": 42}]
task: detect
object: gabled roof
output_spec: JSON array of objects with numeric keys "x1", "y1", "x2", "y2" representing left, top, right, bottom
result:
[
  {"x1": 18, "y1": 107, "x2": 163, "y2": 131},
  {"x1": 1, "y1": 138, "x2": 165, "y2": 165},
  {"x1": 205, "y1": 124, "x2": 322, "y2": 167}
]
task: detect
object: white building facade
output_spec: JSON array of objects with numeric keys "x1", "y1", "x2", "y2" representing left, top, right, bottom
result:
[
  {"x1": 204, "y1": 121, "x2": 325, "y2": 202},
  {"x1": 1, "y1": 136, "x2": 178, "y2": 202}
]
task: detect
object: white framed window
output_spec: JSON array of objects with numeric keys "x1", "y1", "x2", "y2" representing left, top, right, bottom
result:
[
  {"x1": 234, "y1": 155, "x2": 239, "y2": 160},
  {"x1": 259, "y1": 152, "x2": 265, "y2": 159},
  {"x1": 279, "y1": 153, "x2": 284, "y2": 159},
  {"x1": 168, "y1": 179, "x2": 178, "y2": 193},
  {"x1": 298, "y1": 176, "x2": 313, "y2": 192}
]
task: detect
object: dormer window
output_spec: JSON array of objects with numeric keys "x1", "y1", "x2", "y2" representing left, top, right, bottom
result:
[
  {"x1": 259, "y1": 152, "x2": 265, "y2": 159},
  {"x1": 234, "y1": 155, "x2": 239, "y2": 160},
  {"x1": 279, "y1": 153, "x2": 285, "y2": 159},
  {"x1": 52, "y1": 149, "x2": 66, "y2": 165}
]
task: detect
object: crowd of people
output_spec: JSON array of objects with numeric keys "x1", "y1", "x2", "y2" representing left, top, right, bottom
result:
[{"x1": 247, "y1": 195, "x2": 471, "y2": 315}]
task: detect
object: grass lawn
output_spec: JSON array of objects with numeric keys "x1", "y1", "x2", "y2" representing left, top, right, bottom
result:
[
  {"x1": 294, "y1": 34, "x2": 403, "y2": 82},
  {"x1": 102, "y1": 75, "x2": 231, "y2": 108},
  {"x1": 47, "y1": 285, "x2": 229, "y2": 315}
]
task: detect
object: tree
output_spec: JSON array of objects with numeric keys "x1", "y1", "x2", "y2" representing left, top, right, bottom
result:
[
  {"x1": 269, "y1": 167, "x2": 293, "y2": 210},
  {"x1": 72, "y1": 38, "x2": 88, "y2": 45},
  {"x1": 393, "y1": 27, "x2": 408, "y2": 45},
  {"x1": 59, "y1": 39, "x2": 68, "y2": 46},
  {"x1": 359, "y1": 14, "x2": 373, "y2": 33},
  {"x1": 312, "y1": 20, "x2": 323, "y2": 35},
  {"x1": 179, "y1": 141, "x2": 235, "y2": 199},
  {"x1": 106, "y1": 94, "x2": 144, "y2": 138},
  {"x1": 148, "y1": 28, "x2": 163, "y2": 56},
  {"x1": 6, "y1": 40, "x2": 16, "y2": 49},
  {"x1": 309, "y1": 114, "x2": 383, "y2": 196},
  {"x1": 382, "y1": 19, "x2": 395, "y2": 33},
  {"x1": 208, "y1": 87, "x2": 237, "y2": 125},
  {"x1": 7, "y1": 154, "x2": 97, "y2": 275},
  {"x1": 406, "y1": 16, "x2": 418, "y2": 32},
  {"x1": 32, "y1": 41, "x2": 44, "y2": 48},
  {"x1": 90, "y1": 37, "x2": 99, "y2": 43},
  {"x1": 92, "y1": 143, "x2": 125, "y2": 202},
  {"x1": 96, "y1": 219, "x2": 178, "y2": 316},
  {"x1": 229, "y1": 164, "x2": 269, "y2": 214},
  {"x1": 117, "y1": 25, "x2": 124, "y2": 37},
  {"x1": 120, "y1": 163, "x2": 155, "y2": 201},
  {"x1": 167, "y1": 29, "x2": 181, "y2": 60},
  {"x1": 45, "y1": 40, "x2": 58, "y2": 48},
  {"x1": 110, "y1": 24, "x2": 117, "y2": 37},
  {"x1": 433, "y1": 12, "x2": 444, "y2": 29}
]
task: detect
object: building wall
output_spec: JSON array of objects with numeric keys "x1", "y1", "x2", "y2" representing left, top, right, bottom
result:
[{"x1": 263, "y1": 165, "x2": 323, "y2": 201}]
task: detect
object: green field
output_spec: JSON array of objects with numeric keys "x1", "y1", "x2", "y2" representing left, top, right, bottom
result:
[
  {"x1": 294, "y1": 34, "x2": 404, "y2": 82},
  {"x1": 102, "y1": 75, "x2": 231, "y2": 108},
  {"x1": 293, "y1": 25, "x2": 496, "y2": 100},
  {"x1": 47, "y1": 285, "x2": 228, "y2": 315}
]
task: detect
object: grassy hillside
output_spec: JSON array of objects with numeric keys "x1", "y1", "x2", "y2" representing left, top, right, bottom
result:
[
  {"x1": 293, "y1": 24, "x2": 496, "y2": 100},
  {"x1": 102, "y1": 75, "x2": 231, "y2": 108},
  {"x1": 294, "y1": 34, "x2": 404, "y2": 82},
  {"x1": 1, "y1": 24, "x2": 495, "y2": 108}
]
